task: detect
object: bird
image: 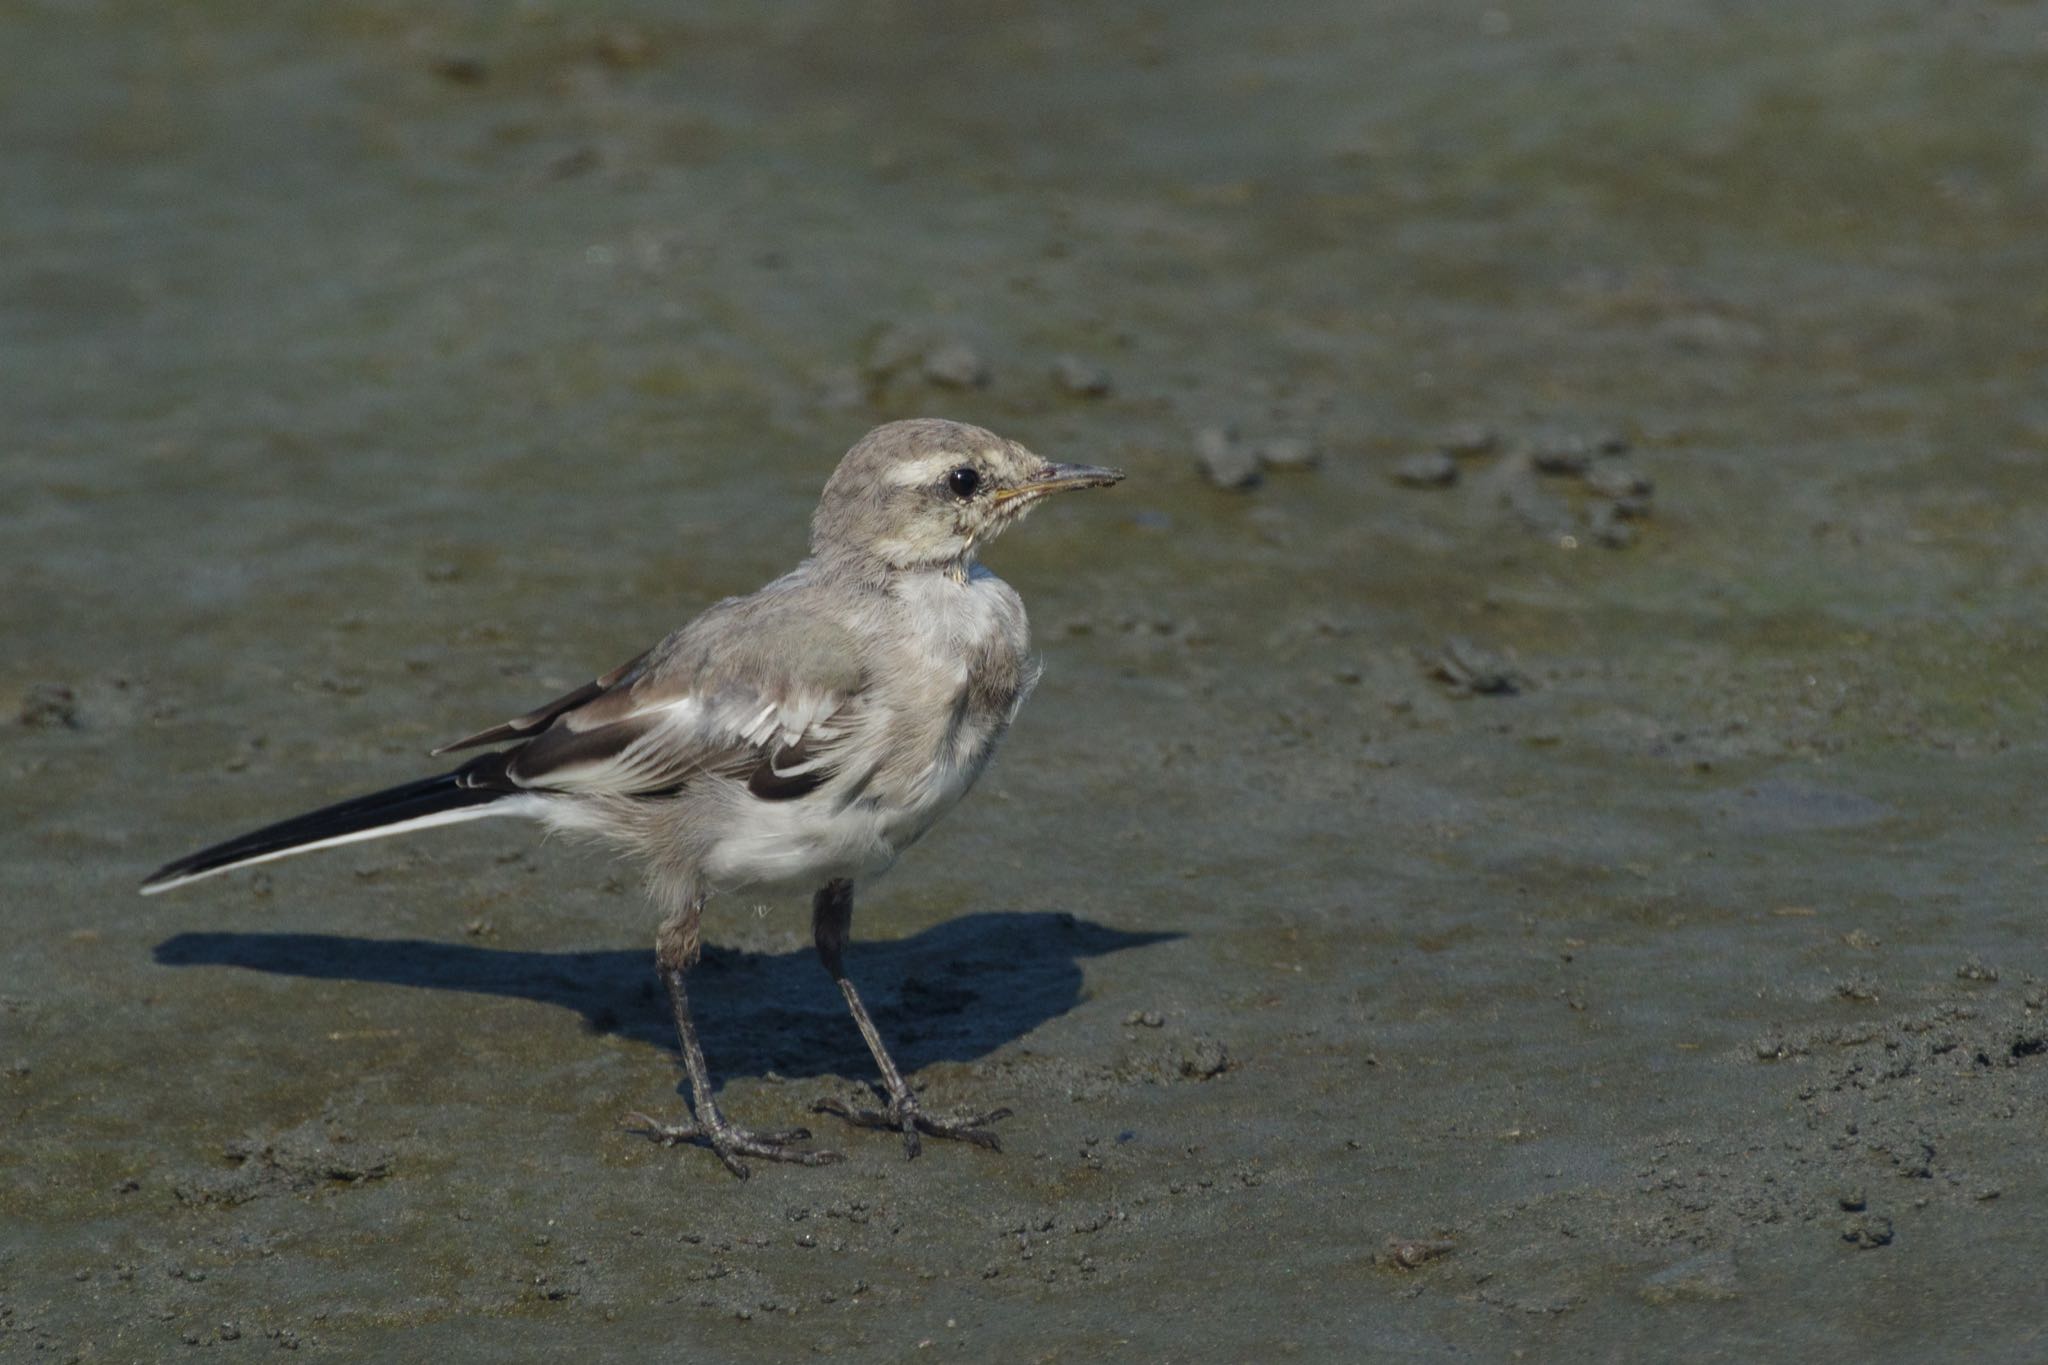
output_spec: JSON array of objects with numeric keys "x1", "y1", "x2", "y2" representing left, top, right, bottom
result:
[{"x1": 141, "y1": 418, "x2": 1125, "y2": 1177}]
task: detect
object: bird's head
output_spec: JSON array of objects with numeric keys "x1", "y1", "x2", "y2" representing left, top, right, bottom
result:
[{"x1": 811, "y1": 419, "x2": 1124, "y2": 574}]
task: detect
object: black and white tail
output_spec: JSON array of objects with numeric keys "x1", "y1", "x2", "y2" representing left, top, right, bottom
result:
[{"x1": 140, "y1": 753, "x2": 527, "y2": 895}]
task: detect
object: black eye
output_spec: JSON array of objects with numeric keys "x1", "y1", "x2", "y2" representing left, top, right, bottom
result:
[{"x1": 946, "y1": 466, "x2": 981, "y2": 498}]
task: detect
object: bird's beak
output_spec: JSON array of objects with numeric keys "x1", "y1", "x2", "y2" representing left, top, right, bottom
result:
[{"x1": 995, "y1": 462, "x2": 1127, "y2": 502}]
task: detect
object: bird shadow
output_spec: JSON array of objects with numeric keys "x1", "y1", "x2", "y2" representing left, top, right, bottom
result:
[{"x1": 153, "y1": 912, "x2": 1176, "y2": 1085}]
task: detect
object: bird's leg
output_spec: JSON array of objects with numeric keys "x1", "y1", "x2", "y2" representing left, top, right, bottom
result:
[
  {"x1": 625, "y1": 897, "x2": 840, "y2": 1178},
  {"x1": 808, "y1": 879, "x2": 1011, "y2": 1158}
]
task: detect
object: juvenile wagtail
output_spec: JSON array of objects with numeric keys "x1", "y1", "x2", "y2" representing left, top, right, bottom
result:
[{"x1": 143, "y1": 419, "x2": 1124, "y2": 1177}]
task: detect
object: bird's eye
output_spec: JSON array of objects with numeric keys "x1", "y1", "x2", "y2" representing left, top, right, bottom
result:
[{"x1": 946, "y1": 466, "x2": 982, "y2": 498}]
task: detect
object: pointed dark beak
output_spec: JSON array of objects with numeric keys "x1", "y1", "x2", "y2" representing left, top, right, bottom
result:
[{"x1": 997, "y1": 462, "x2": 1126, "y2": 502}]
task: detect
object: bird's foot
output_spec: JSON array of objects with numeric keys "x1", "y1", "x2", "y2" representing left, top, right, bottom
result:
[
  {"x1": 812, "y1": 1089, "x2": 1012, "y2": 1160},
  {"x1": 622, "y1": 1111, "x2": 843, "y2": 1180}
]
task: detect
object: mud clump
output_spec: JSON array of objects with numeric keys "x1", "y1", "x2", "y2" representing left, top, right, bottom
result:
[
  {"x1": 1176, "y1": 1036, "x2": 1231, "y2": 1079},
  {"x1": 174, "y1": 1119, "x2": 395, "y2": 1206},
  {"x1": 1051, "y1": 354, "x2": 1113, "y2": 397},
  {"x1": 1430, "y1": 638, "x2": 1526, "y2": 696},
  {"x1": 1380, "y1": 1236, "x2": 1457, "y2": 1271},
  {"x1": 1840, "y1": 1214, "x2": 1894, "y2": 1250},
  {"x1": 1193, "y1": 426, "x2": 1261, "y2": 489},
  {"x1": 922, "y1": 339, "x2": 991, "y2": 389},
  {"x1": 18, "y1": 683, "x2": 80, "y2": 729},
  {"x1": 1393, "y1": 451, "x2": 1457, "y2": 487},
  {"x1": 1254, "y1": 435, "x2": 1319, "y2": 471}
]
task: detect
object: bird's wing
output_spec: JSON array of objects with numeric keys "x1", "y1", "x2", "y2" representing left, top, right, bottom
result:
[
  {"x1": 431, "y1": 649, "x2": 653, "y2": 755},
  {"x1": 447, "y1": 596, "x2": 870, "y2": 801}
]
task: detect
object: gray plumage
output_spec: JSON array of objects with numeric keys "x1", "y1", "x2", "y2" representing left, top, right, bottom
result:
[{"x1": 142, "y1": 418, "x2": 1123, "y2": 1177}]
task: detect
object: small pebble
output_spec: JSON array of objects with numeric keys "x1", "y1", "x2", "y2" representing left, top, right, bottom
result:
[
  {"x1": 921, "y1": 340, "x2": 989, "y2": 388},
  {"x1": 1393, "y1": 452, "x2": 1457, "y2": 488},
  {"x1": 1585, "y1": 502, "x2": 1638, "y2": 549},
  {"x1": 1050, "y1": 355, "x2": 1112, "y2": 397},
  {"x1": 1838, "y1": 1188, "x2": 1866, "y2": 1212},
  {"x1": 1255, "y1": 436, "x2": 1320, "y2": 471},
  {"x1": 1194, "y1": 428, "x2": 1261, "y2": 490},
  {"x1": 862, "y1": 325, "x2": 923, "y2": 378},
  {"x1": 1583, "y1": 462, "x2": 1653, "y2": 499},
  {"x1": 1383, "y1": 1237, "x2": 1456, "y2": 1270},
  {"x1": 1438, "y1": 423, "x2": 1498, "y2": 457},
  {"x1": 1433, "y1": 638, "x2": 1525, "y2": 695},
  {"x1": 1529, "y1": 434, "x2": 1593, "y2": 476}
]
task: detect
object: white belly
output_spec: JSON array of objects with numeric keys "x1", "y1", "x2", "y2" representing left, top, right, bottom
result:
[
  {"x1": 699, "y1": 795, "x2": 901, "y2": 889},
  {"x1": 699, "y1": 747, "x2": 990, "y2": 889}
]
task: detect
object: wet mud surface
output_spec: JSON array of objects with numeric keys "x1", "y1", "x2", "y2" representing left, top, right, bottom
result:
[{"x1": 7, "y1": 1, "x2": 2048, "y2": 1359}]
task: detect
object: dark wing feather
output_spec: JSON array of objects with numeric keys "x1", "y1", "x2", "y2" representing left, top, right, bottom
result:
[
  {"x1": 431, "y1": 649, "x2": 650, "y2": 755},
  {"x1": 744, "y1": 737, "x2": 834, "y2": 801},
  {"x1": 505, "y1": 711, "x2": 682, "y2": 793}
]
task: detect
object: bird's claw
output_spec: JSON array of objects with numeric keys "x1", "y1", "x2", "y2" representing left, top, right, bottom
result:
[
  {"x1": 623, "y1": 1111, "x2": 843, "y2": 1180},
  {"x1": 812, "y1": 1093, "x2": 1012, "y2": 1159}
]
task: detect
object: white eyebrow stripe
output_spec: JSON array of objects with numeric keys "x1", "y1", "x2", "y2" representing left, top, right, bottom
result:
[{"x1": 886, "y1": 453, "x2": 967, "y2": 485}]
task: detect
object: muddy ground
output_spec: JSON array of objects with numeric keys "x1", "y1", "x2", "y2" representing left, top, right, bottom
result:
[{"x1": 6, "y1": 1, "x2": 2048, "y2": 1359}]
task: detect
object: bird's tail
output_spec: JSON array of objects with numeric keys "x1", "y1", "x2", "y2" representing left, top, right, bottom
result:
[{"x1": 140, "y1": 753, "x2": 528, "y2": 895}]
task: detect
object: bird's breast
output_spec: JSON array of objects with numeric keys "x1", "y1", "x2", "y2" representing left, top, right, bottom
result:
[{"x1": 873, "y1": 567, "x2": 1033, "y2": 818}]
